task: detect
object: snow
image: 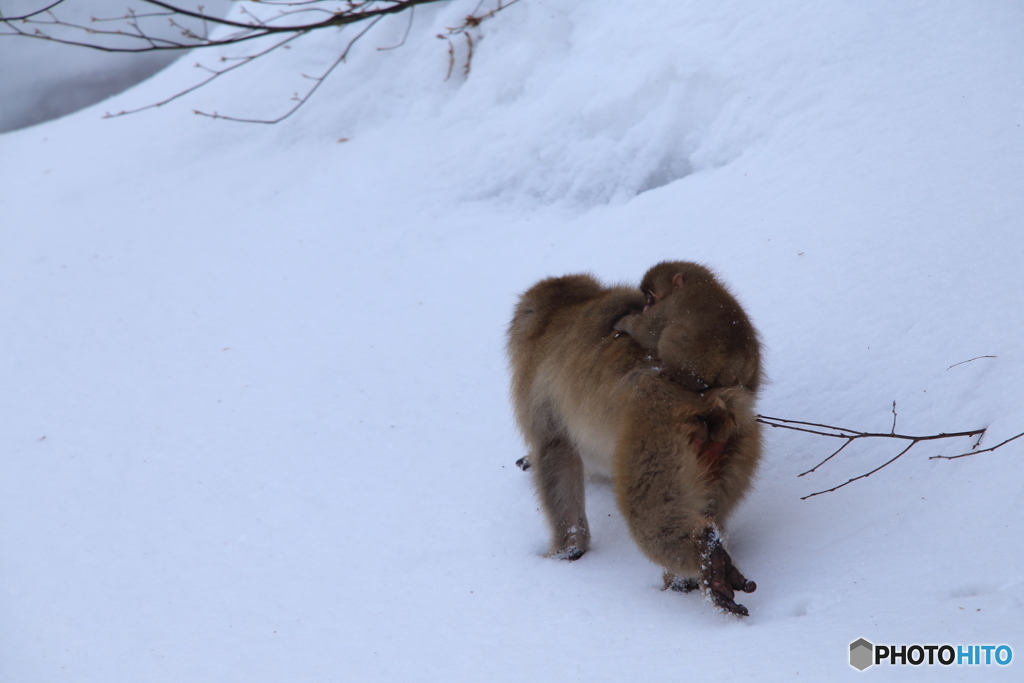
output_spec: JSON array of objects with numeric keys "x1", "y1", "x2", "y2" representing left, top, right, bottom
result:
[{"x1": 2, "y1": 0, "x2": 1023, "y2": 680}]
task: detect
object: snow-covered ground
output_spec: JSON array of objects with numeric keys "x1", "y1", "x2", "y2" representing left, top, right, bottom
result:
[{"x1": 2, "y1": 1, "x2": 1022, "y2": 680}]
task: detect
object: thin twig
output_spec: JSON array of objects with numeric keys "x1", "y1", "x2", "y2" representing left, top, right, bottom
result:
[
  {"x1": 801, "y1": 442, "x2": 916, "y2": 499},
  {"x1": 931, "y1": 431, "x2": 1024, "y2": 460},
  {"x1": 0, "y1": 0, "x2": 67, "y2": 22},
  {"x1": 193, "y1": 14, "x2": 383, "y2": 123},
  {"x1": 947, "y1": 356, "x2": 996, "y2": 371},
  {"x1": 796, "y1": 439, "x2": 852, "y2": 477},
  {"x1": 443, "y1": 36, "x2": 455, "y2": 81},
  {"x1": 377, "y1": 5, "x2": 413, "y2": 50},
  {"x1": 105, "y1": 32, "x2": 304, "y2": 118}
]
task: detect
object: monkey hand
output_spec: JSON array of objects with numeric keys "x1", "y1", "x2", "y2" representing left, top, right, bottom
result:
[{"x1": 698, "y1": 527, "x2": 756, "y2": 617}]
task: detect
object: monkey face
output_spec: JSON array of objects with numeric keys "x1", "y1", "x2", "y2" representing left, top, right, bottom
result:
[{"x1": 642, "y1": 281, "x2": 673, "y2": 311}]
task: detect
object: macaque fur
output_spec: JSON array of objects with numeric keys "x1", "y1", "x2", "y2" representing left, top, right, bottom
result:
[
  {"x1": 507, "y1": 273, "x2": 762, "y2": 615},
  {"x1": 615, "y1": 261, "x2": 762, "y2": 393}
]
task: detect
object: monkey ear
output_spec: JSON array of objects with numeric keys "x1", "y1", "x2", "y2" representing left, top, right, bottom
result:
[{"x1": 672, "y1": 273, "x2": 684, "y2": 289}]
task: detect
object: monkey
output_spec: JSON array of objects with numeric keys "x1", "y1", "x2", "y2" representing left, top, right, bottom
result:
[
  {"x1": 613, "y1": 261, "x2": 762, "y2": 393},
  {"x1": 507, "y1": 273, "x2": 762, "y2": 616}
]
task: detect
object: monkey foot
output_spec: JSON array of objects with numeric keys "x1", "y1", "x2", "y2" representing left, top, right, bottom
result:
[
  {"x1": 698, "y1": 527, "x2": 755, "y2": 617},
  {"x1": 547, "y1": 525, "x2": 589, "y2": 561},
  {"x1": 515, "y1": 456, "x2": 532, "y2": 471},
  {"x1": 546, "y1": 545, "x2": 586, "y2": 561},
  {"x1": 663, "y1": 573, "x2": 700, "y2": 593}
]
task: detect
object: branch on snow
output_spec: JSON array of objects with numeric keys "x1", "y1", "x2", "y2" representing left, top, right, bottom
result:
[{"x1": 757, "y1": 404, "x2": 1023, "y2": 500}]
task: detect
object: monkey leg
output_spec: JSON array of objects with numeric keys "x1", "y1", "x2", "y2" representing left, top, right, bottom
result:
[
  {"x1": 615, "y1": 380, "x2": 757, "y2": 615},
  {"x1": 697, "y1": 525, "x2": 756, "y2": 617},
  {"x1": 532, "y1": 437, "x2": 590, "y2": 560}
]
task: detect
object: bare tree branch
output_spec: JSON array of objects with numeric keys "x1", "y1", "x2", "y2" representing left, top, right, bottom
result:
[
  {"x1": 1, "y1": 0, "x2": 495, "y2": 51},
  {"x1": 754, "y1": 409, "x2": 1020, "y2": 500},
  {"x1": 2, "y1": 0, "x2": 523, "y2": 122}
]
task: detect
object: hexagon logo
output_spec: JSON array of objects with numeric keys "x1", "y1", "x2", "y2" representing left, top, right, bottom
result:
[{"x1": 850, "y1": 638, "x2": 874, "y2": 671}]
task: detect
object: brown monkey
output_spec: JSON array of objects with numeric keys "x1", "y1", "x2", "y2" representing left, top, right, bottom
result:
[
  {"x1": 507, "y1": 273, "x2": 762, "y2": 616},
  {"x1": 614, "y1": 261, "x2": 762, "y2": 393}
]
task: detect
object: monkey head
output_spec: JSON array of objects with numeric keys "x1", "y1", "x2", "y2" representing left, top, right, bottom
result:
[{"x1": 639, "y1": 261, "x2": 716, "y2": 310}]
